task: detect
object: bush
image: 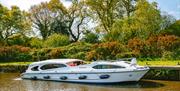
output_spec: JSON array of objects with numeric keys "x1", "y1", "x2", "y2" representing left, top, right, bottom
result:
[
  {"x1": 0, "y1": 45, "x2": 31, "y2": 62},
  {"x1": 8, "y1": 34, "x2": 29, "y2": 46},
  {"x1": 163, "y1": 20, "x2": 180, "y2": 36},
  {"x1": 44, "y1": 34, "x2": 70, "y2": 47},
  {"x1": 29, "y1": 37, "x2": 43, "y2": 48},
  {"x1": 63, "y1": 42, "x2": 92, "y2": 57},
  {"x1": 127, "y1": 37, "x2": 144, "y2": 57},
  {"x1": 30, "y1": 48, "x2": 50, "y2": 61},
  {"x1": 128, "y1": 35, "x2": 179, "y2": 59},
  {"x1": 172, "y1": 47, "x2": 180, "y2": 60},
  {"x1": 69, "y1": 52, "x2": 86, "y2": 60},
  {"x1": 161, "y1": 51, "x2": 173, "y2": 60},
  {"x1": 85, "y1": 41, "x2": 128, "y2": 61},
  {"x1": 83, "y1": 32, "x2": 99, "y2": 43},
  {"x1": 48, "y1": 48, "x2": 66, "y2": 59}
]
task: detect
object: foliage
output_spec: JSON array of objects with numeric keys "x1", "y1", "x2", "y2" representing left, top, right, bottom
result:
[
  {"x1": 0, "y1": 0, "x2": 179, "y2": 62},
  {"x1": 0, "y1": 46, "x2": 31, "y2": 62},
  {"x1": 0, "y1": 5, "x2": 31, "y2": 44},
  {"x1": 105, "y1": 18, "x2": 135, "y2": 43},
  {"x1": 30, "y1": 0, "x2": 88, "y2": 41},
  {"x1": 82, "y1": 32, "x2": 99, "y2": 43},
  {"x1": 85, "y1": 41, "x2": 128, "y2": 61},
  {"x1": 128, "y1": 35, "x2": 180, "y2": 58},
  {"x1": 129, "y1": 0, "x2": 162, "y2": 39},
  {"x1": 29, "y1": 0, "x2": 69, "y2": 40},
  {"x1": 7, "y1": 33, "x2": 30, "y2": 46},
  {"x1": 48, "y1": 48, "x2": 65, "y2": 59},
  {"x1": 86, "y1": 0, "x2": 120, "y2": 32},
  {"x1": 63, "y1": 42, "x2": 92, "y2": 58},
  {"x1": 29, "y1": 37, "x2": 43, "y2": 48},
  {"x1": 44, "y1": 34, "x2": 70, "y2": 47},
  {"x1": 163, "y1": 20, "x2": 180, "y2": 36},
  {"x1": 86, "y1": 0, "x2": 136, "y2": 32}
]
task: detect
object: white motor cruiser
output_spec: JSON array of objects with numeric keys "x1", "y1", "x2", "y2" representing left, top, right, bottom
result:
[{"x1": 21, "y1": 58, "x2": 149, "y2": 83}]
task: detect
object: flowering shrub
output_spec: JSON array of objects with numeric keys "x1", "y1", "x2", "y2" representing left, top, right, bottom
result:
[
  {"x1": 0, "y1": 45, "x2": 31, "y2": 62},
  {"x1": 128, "y1": 35, "x2": 179, "y2": 58},
  {"x1": 85, "y1": 41, "x2": 128, "y2": 61}
]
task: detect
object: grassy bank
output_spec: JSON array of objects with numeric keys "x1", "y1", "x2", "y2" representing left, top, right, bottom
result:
[
  {"x1": 138, "y1": 60, "x2": 180, "y2": 66},
  {"x1": 0, "y1": 60, "x2": 180, "y2": 66},
  {"x1": 0, "y1": 62, "x2": 32, "y2": 66}
]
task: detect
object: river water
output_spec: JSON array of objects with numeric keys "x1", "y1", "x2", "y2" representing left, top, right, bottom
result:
[{"x1": 0, "y1": 73, "x2": 179, "y2": 91}]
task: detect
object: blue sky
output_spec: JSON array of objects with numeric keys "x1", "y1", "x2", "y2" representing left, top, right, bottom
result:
[
  {"x1": 0, "y1": 0, "x2": 179, "y2": 19},
  {"x1": 149, "y1": 0, "x2": 180, "y2": 19}
]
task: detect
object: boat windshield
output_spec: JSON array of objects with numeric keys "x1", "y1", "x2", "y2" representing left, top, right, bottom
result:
[{"x1": 67, "y1": 61, "x2": 85, "y2": 66}]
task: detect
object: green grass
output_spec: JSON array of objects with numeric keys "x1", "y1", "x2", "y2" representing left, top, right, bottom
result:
[
  {"x1": 0, "y1": 62, "x2": 32, "y2": 66},
  {"x1": 0, "y1": 60, "x2": 180, "y2": 66},
  {"x1": 138, "y1": 60, "x2": 180, "y2": 66}
]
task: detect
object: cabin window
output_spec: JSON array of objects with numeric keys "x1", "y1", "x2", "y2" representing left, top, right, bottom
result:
[
  {"x1": 40, "y1": 64, "x2": 67, "y2": 70},
  {"x1": 67, "y1": 61, "x2": 85, "y2": 66},
  {"x1": 93, "y1": 65, "x2": 125, "y2": 69},
  {"x1": 31, "y1": 66, "x2": 39, "y2": 71}
]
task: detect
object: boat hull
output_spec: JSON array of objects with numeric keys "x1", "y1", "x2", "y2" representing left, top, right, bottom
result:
[{"x1": 22, "y1": 70, "x2": 149, "y2": 83}]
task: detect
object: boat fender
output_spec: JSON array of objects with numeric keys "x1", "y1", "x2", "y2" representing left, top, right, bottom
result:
[
  {"x1": 60, "y1": 76, "x2": 67, "y2": 80},
  {"x1": 31, "y1": 76, "x2": 37, "y2": 80},
  {"x1": 99, "y1": 75, "x2": 110, "y2": 79},
  {"x1": 43, "y1": 76, "x2": 50, "y2": 79},
  {"x1": 79, "y1": 75, "x2": 87, "y2": 79}
]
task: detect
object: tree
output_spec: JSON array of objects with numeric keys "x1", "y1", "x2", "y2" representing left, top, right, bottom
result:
[
  {"x1": 30, "y1": 0, "x2": 87, "y2": 41},
  {"x1": 106, "y1": 0, "x2": 162, "y2": 42},
  {"x1": 122, "y1": 0, "x2": 136, "y2": 17},
  {"x1": 48, "y1": 0, "x2": 69, "y2": 35},
  {"x1": 163, "y1": 20, "x2": 180, "y2": 36},
  {"x1": 45, "y1": 33, "x2": 70, "y2": 47},
  {"x1": 0, "y1": 5, "x2": 31, "y2": 45},
  {"x1": 30, "y1": 0, "x2": 69, "y2": 40},
  {"x1": 160, "y1": 12, "x2": 176, "y2": 30},
  {"x1": 83, "y1": 32, "x2": 99, "y2": 43},
  {"x1": 66, "y1": 0, "x2": 89, "y2": 42},
  {"x1": 130, "y1": 0, "x2": 162, "y2": 39},
  {"x1": 86, "y1": 0, "x2": 121, "y2": 32},
  {"x1": 0, "y1": 4, "x2": 8, "y2": 41},
  {"x1": 86, "y1": 0, "x2": 137, "y2": 33}
]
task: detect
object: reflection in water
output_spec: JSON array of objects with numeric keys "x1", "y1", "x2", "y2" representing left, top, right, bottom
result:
[{"x1": 0, "y1": 73, "x2": 180, "y2": 91}]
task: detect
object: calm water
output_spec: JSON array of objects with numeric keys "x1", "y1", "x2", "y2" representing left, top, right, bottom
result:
[{"x1": 0, "y1": 73, "x2": 179, "y2": 91}]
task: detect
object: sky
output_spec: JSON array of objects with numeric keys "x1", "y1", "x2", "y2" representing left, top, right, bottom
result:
[
  {"x1": 0, "y1": 0, "x2": 179, "y2": 19},
  {"x1": 149, "y1": 0, "x2": 180, "y2": 19}
]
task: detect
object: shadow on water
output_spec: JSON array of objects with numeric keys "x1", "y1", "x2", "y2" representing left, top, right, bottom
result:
[
  {"x1": 57, "y1": 80, "x2": 165, "y2": 89},
  {"x1": 21, "y1": 79, "x2": 165, "y2": 89}
]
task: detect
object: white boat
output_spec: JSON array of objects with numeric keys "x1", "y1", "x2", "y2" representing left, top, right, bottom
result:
[{"x1": 21, "y1": 58, "x2": 149, "y2": 83}]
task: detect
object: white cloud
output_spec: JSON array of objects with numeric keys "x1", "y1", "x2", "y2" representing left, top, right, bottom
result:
[{"x1": 0, "y1": 0, "x2": 71, "y2": 11}]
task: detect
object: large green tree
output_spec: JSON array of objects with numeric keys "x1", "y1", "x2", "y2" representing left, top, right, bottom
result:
[
  {"x1": 122, "y1": 0, "x2": 136, "y2": 17},
  {"x1": 30, "y1": 0, "x2": 87, "y2": 41},
  {"x1": 106, "y1": 0, "x2": 162, "y2": 42},
  {"x1": 30, "y1": 1, "x2": 68, "y2": 40},
  {"x1": 163, "y1": 20, "x2": 180, "y2": 36},
  {"x1": 86, "y1": 0, "x2": 121, "y2": 32},
  {"x1": 66, "y1": 0, "x2": 88, "y2": 42},
  {"x1": 0, "y1": 4, "x2": 31, "y2": 45},
  {"x1": 86, "y1": 0, "x2": 137, "y2": 33},
  {"x1": 132, "y1": 0, "x2": 162, "y2": 39}
]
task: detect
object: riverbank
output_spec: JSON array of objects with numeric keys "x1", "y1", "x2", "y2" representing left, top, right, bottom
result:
[{"x1": 143, "y1": 66, "x2": 180, "y2": 81}]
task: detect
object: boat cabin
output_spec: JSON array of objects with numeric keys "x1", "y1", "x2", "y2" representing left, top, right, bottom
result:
[{"x1": 27, "y1": 59, "x2": 85, "y2": 72}]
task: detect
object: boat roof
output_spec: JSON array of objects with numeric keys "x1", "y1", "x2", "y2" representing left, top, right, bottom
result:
[{"x1": 30, "y1": 59, "x2": 83, "y2": 65}]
